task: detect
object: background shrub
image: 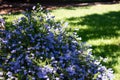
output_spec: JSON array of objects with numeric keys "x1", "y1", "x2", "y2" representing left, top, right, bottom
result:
[{"x1": 1, "y1": 0, "x2": 115, "y2": 3}]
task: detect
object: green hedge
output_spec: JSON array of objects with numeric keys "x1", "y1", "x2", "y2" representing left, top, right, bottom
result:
[{"x1": 34, "y1": 0, "x2": 114, "y2": 3}]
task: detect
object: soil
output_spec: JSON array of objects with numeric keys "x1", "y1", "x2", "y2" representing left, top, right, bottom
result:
[{"x1": 0, "y1": 1, "x2": 120, "y2": 14}]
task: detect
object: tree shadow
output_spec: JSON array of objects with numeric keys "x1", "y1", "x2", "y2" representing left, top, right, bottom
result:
[
  {"x1": 63, "y1": 5, "x2": 90, "y2": 10},
  {"x1": 92, "y1": 44, "x2": 120, "y2": 71},
  {"x1": 66, "y1": 11, "x2": 120, "y2": 71},
  {"x1": 2, "y1": 10, "x2": 120, "y2": 73},
  {"x1": 66, "y1": 11, "x2": 120, "y2": 41}
]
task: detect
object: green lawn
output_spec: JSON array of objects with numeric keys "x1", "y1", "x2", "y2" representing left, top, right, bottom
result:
[
  {"x1": 51, "y1": 4, "x2": 120, "y2": 80},
  {"x1": 2, "y1": 3, "x2": 120, "y2": 80}
]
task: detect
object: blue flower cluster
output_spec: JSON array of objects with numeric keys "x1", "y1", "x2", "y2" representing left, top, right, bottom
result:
[{"x1": 0, "y1": 5, "x2": 114, "y2": 80}]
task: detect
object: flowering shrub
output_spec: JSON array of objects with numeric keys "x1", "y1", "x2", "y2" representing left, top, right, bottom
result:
[{"x1": 0, "y1": 5, "x2": 114, "y2": 80}]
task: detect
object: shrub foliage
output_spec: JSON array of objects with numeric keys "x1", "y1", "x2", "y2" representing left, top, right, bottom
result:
[{"x1": 0, "y1": 5, "x2": 114, "y2": 80}]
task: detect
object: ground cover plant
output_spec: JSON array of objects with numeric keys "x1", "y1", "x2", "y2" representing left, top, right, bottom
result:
[{"x1": 0, "y1": 5, "x2": 114, "y2": 80}]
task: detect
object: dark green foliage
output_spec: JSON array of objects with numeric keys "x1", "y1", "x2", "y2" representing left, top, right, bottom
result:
[{"x1": 1, "y1": 0, "x2": 115, "y2": 3}]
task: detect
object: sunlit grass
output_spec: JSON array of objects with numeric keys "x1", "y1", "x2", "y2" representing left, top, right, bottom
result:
[
  {"x1": 3, "y1": 14, "x2": 23, "y2": 22},
  {"x1": 2, "y1": 3, "x2": 120, "y2": 80},
  {"x1": 88, "y1": 37, "x2": 120, "y2": 46},
  {"x1": 51, "y1": 4, "x2": 120, "y2": 20},
  {"x1": 51, "y1": 3, "x2": 120, "y2": 80}
]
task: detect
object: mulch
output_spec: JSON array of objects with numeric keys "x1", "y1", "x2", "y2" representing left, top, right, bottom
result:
[{"x1": 0, "y1": 1, "x2": 120, "y2": 14}]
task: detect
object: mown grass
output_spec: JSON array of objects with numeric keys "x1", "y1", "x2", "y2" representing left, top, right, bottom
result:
[
  {"x1": 51, "y1": 3, "x2": 120, "y2": 80},
  {"x1": 2, "y1": 3, "x2": 120, "y2": 80}
]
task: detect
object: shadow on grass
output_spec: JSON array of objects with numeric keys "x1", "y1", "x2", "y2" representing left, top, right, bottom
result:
[
  {"x1": 3, "y1": 11, "x2": 120, "y2": 72},
  {"x1": 66, "y1": 11, "x2": 120, "y2": 70},
  {"x1": 66, "y1": 11, "x2": 120, "y2": 41},
  {"x1": 92, "y1": 44, "x2": 120, "y2": 71},
  {"x1": 63, "y1": 6, "x2": 90, "y2": 10}
]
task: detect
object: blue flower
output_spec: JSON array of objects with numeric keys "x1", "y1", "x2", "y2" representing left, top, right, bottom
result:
[
  {"x1": 37, "y1": 71, "x2": 47, "y2": 79},
  {"x1": 6, "y1": 71, "x2": 12, "y2": 77},
  {"x1": 0, "y1": 5, "x2": 114, "y2": 80},
  {"x1": 11, "y1": 50, "x2": 16, "y2": 53}
]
